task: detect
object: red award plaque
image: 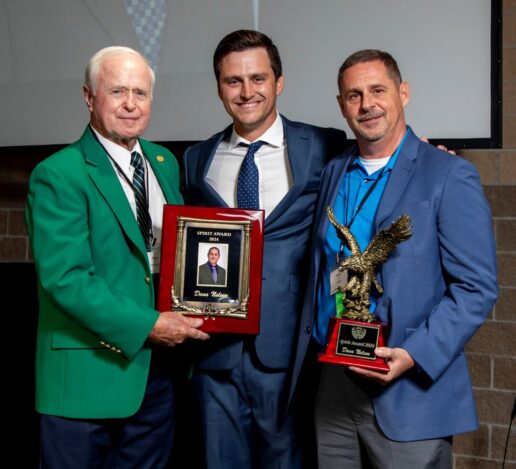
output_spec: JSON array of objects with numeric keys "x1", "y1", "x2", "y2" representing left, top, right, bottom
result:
[
  {"x1": 318, "y1": 207, "x2": 413, "y2": 373},
  {"x1": 319, "y1": 317, "x2": 389, "y2": 372},
  {"x1": 158, "y1": 205, "x2": 264, "y2": 334}
]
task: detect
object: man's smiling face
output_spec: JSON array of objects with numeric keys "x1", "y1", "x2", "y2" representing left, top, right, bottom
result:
[
  {"x1": 337, "y1": 60, "x2": 409, "y2": 148},
  {"x1": 217, "y1": 47, "x2": 283, "y2": 141}
]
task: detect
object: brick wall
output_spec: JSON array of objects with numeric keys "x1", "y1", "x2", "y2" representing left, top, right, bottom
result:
[
  {"x1": 452, "y1": 2, "x2": 516, "y2": 467},
  {"x1": 0, "y1": 158, "x2": 35, "y2": 261},
  {"x1": 0, "y1": 4, "x2": 515, "y2": 467},
  {"x1": 0, "y1": 207, "x2": 29, "y2": 261}
]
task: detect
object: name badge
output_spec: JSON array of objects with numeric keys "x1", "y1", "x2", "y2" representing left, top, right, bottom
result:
[
  {"x1": 330, "y1": 267, "x2": 348, "y2": 295},
  {"x1": 147, "y1": 243, "x2": 161, "y2": 274}
]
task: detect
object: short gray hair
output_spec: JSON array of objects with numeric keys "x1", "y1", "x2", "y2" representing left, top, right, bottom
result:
[
  {"x1": 84, "y1": 46, "x2": 156, "y2": 96},
  {"x1": 338, "y1": 49, "x2": 402, "y2": 93}
]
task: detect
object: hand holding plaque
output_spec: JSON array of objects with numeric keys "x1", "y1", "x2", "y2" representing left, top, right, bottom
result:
[{"x1": 319, "y1": 207, "x2": 412, "y2": 372}]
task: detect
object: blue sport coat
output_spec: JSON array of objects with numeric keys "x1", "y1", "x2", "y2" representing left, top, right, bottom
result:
[
  {"x1": 183, "y1": 115, "x2": 346, "y2": 370},
  {"x1": 290, "y1": 128, "x2": 498, "y2": 441}
]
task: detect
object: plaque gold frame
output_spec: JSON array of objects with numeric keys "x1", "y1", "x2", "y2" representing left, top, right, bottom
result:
[{"x1": 171, "y1": 217, "x2": 252, "y2": 319}]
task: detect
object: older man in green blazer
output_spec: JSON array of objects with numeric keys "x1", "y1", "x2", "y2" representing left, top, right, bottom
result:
[{"x1": 26, "y1": 46, "x2": 208, "y2": 469}]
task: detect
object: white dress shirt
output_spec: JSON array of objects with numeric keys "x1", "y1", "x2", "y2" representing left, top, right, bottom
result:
[
  {"x1": 205, "y1": 113, "x2": 292, "y2": 218},
  {"x1": 92, "y1": 128, "x2": 166, "y2": 270}
]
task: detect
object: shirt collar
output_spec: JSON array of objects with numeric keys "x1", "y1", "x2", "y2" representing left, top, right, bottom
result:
[
  {"x1": 350, "y1": 155, "x2": 397, "y2": 181},
  {"x1": 351, "y1": 127, "x2": 407, "y2": 176},
  {"x1": 91, "y1": 126, "x2": 143, "y2": 168},
  {"x1": 228, "y1": 112, "x2": 284, "y2": 149}
]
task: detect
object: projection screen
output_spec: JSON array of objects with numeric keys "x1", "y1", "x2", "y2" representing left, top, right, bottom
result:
[{"x1": 0, "y1": 0, "x2": 501, "y2": 149}]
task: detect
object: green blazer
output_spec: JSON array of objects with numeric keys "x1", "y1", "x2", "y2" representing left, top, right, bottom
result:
[{"x1": 26, "y1": 127, "x2": 183, "y2": 418}]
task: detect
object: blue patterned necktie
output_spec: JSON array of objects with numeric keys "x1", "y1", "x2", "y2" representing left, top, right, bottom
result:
[
  {"x1": 210, "y1": 265, "x2": 218, "y2": 283},
  {"x1": 237, "y1": 141, "x2": 264, "y2": 209},
  {"x1": 130, "y1": 151, "x2": 152, "y2": 250}
]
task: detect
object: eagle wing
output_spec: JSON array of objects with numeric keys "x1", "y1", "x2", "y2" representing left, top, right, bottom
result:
[
  {"x1": 326, "y1": 207, "x2": 361, "y2": 255},
  {"x1": 362, "y1": 214, "x2": 413, "y2": 268}
]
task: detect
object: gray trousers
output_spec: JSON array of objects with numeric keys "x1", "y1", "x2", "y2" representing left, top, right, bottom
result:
[{"x1": 315, "y1": 364, "x2": 452, "y2": 469}]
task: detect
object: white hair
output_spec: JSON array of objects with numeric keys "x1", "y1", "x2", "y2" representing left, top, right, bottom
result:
[{"x1": 84, "y1": 46, "x2": 156, "y2": 96}]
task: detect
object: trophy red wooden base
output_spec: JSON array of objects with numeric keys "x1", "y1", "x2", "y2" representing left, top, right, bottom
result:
[{"x1": 319, "y1": 317, "x2": 390, "y2": 372}]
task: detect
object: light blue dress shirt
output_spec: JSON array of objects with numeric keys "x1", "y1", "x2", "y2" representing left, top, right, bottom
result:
[{"x1": 314, "y1": 131, "x2": 408, "y2": 345}]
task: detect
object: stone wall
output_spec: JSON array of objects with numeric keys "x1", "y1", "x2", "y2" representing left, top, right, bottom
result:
[{"x1": 452, "y1": 2, "x2": 516, "y2": 467}]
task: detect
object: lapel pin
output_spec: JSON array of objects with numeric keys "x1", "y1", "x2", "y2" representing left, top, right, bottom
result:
[{"x1": 157, "y1": 155, "x2": 165, "y2": 162}]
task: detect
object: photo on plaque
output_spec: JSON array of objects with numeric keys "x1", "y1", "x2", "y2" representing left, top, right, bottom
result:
[
  {"x1": 196, "y1": 244, "x2": 229, "y2": 288},
  {"x1": 181, "y1": 224, "x2": 243, "y2": 305},
  {"x1": 158, "y1": 206, "x2": 264, "y2": 334}
]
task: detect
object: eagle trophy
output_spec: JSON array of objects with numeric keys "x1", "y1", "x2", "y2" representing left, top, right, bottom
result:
[{"x1": 327, "y1": 207, "x2": 412, "y2": 322}]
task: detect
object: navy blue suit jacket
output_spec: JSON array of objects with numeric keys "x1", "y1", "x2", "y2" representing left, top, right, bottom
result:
[
  {"x1": 291, "y1": 128, "x2": 498, "y2": 440},
  {"x1": 183, "y1": 115, "x2": 347, "y2": 370}
]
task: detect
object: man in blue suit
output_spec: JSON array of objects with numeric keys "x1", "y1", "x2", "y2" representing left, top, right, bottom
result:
[
  {"x1": 290, "y1": 49, "x2": 498, "y2": 468},
  {"x1": 183, "y1": 30, "x2": 347, "y2": 468}
]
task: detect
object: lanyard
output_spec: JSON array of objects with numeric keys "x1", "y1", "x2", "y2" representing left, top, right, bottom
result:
[
  {"x1": 340, "y1": 131, "x2": 409, "y2": 258},
  {"x1": 345, "y1": 164, "x2": 387, "y2": 230},
  {"x1": 89, "y1": 127, "x2": 154, "y2": 244},
  {"x1": 344, "y1": 131, "x2": 408, "y2": 229}
]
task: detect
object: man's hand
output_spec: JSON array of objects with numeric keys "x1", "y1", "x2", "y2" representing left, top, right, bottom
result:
[
  {"x1": 149, "y1": 311, "x2": 210, "y2": 346},
  {"x1": 349, "y1": 347, "x2": 414, "y2": 385},
  {"x1": 420, "y1": 136, "x2": 456, "y2": 155}
]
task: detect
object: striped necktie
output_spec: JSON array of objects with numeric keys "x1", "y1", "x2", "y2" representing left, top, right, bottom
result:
[
  {"x1": 211, "y1": 265, "x2": 218, "y2": 283},
  {"x1": 237, "y1": 141, "x2": 264, "y2": 209},
  {"x1": 130, "y1": 151, "x2": 152, "y2": 250}
]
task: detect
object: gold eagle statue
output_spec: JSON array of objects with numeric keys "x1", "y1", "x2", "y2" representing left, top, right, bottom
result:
[{"x1": 327, "y1": 206, "x2": 412, "y2": 322}]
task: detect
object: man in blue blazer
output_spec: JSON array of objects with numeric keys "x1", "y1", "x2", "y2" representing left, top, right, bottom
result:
[
  {"x1": 290, "y1": 49, "x2": 498, "y2": 468},
  {"x1": 183, "y1": 30, "x2": 346, "y2": 468}
]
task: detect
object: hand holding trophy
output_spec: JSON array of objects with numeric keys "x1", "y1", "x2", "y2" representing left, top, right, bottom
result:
[{"x1": 319, "y1": 207, "x2": 412, "y2": 372}]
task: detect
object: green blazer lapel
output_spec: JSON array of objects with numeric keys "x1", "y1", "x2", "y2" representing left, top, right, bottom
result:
[
  {"x1": 80, "y1": 128, "x2": 148, "y2": 258},
  {"x1": 140, "y1": 139, "x2": 181, "y2": 204}
]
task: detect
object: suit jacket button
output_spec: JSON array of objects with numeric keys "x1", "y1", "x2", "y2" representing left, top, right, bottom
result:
[
  {"x1": 145, "y1": 276, "x2": 151, "y2": 284},
  {"x1": 305, "y1": 326, "x2": 311, "y2": 333}
]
